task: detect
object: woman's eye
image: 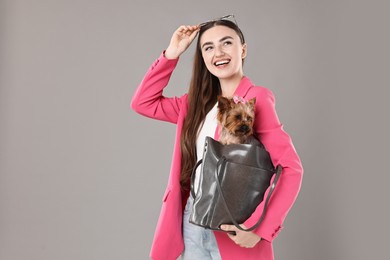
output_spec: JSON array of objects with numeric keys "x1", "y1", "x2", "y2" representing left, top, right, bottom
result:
[
  {"x1": 223, "y1": 41, "x2": 232, "y2": 46},
  {"x1": 204, "y1": 46, "x2": 213, "y2": 51}
]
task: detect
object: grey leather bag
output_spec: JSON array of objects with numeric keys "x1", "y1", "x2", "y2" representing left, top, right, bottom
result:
[{"x1": 189, "y1": 136, "x2": 282, "y2": 233}]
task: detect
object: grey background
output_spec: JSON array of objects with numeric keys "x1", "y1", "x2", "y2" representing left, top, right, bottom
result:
[{"x1": 1, "y1": 0, "x2": 389, "y2": 259}]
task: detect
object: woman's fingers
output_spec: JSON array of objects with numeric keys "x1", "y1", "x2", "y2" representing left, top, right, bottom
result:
[
  {"x1": 187, "y1": 26, "x2": 200, "y2": 41},
  {"x1": 221, "y1": 224, "x2": 239, "y2": 239},
  {"x1": 220, "y1": 224, "x2": 237, "y2": 233},
  {"x1": 220, "y1": 224, "x2": 261, "y2": 248},
  {"x1": 173, "y1": 25, "x2": 199, "y2": 42},
  {"x1": 178, "y1": 25, "x2": 199, "y2": 36}
]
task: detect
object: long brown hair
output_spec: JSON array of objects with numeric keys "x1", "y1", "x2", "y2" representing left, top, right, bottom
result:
[{"x1": 180, "y1": 19, "x2": 246, "y2": 192}]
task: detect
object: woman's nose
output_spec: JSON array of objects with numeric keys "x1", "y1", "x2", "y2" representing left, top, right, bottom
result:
[{"x1": 215, "y1": 46, "x2": 225, "y2": 56}]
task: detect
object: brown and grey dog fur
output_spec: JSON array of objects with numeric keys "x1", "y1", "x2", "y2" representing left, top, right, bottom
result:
[{"x1": 217, "y1": 96, "x2": 257, "y2": 145}]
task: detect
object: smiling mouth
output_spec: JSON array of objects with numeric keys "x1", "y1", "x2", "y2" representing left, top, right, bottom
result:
[{"x1": 214, "y1": 59, "x2": 231, "y2": 66}]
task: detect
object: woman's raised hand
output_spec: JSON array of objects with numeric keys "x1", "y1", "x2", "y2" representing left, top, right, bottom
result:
[{"x1": 165, "y1": 25, "x2": 200, "y2": 59}]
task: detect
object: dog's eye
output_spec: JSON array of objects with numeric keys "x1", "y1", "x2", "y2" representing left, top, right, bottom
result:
[
  {"x1": 247, "y1": 116, "x2": 252, "y2": 121},
  {"x1": 235, "y1": 115, "x2": 242, "y2": 120}
]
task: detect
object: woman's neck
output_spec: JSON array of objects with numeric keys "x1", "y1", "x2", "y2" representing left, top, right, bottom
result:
[{"x1": 219, "y1": 73, "x2": 244, "y2": 98}]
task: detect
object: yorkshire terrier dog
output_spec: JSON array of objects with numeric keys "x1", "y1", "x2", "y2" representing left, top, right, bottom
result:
[{"x1": 217, "y1": 96, "x2": 256, "y2": 145}]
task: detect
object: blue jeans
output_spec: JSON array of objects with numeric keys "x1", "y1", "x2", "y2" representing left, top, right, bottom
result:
[{"x1": 181, "y1": 196, "x2": 222, "y2": 260}]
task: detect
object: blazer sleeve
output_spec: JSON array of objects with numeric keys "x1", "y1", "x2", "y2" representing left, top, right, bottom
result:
[
  {"x1": 131, "y1": 51, "x2": 187, "y2": 124},
  {"x1": 243, "y1": 87, "x2": 303, "y2": 242}
]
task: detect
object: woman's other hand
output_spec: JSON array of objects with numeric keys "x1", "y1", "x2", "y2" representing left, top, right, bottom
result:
[
  {"x1": 220, "y1": 224, "x2": 262, "y2": 248},
  {"x1": 165, "y1": 25, "x2": 200, "y2": 59}
]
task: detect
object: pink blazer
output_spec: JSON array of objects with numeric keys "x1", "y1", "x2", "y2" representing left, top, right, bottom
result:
[{"x1": 131, "y1": 52, "x2": 303, "y2": 260}]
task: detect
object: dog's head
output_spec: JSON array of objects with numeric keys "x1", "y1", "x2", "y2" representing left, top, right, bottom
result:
[{"x1": 217, "y1": 96, "x2": 256, "y2": 137}]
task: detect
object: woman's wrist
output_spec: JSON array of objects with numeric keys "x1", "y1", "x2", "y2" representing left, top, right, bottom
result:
[{"x1": 164, "y1": 46, "x2": 180, "y2": 60}]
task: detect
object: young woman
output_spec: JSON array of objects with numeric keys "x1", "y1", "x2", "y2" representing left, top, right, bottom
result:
[{"x1": 131, "y1": 16, "x2": 303, "y2": 260}]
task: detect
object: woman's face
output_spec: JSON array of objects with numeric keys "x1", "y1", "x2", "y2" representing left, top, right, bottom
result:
[{"x1": 200, "y1": 25, "x2": 247, "y2": 80}]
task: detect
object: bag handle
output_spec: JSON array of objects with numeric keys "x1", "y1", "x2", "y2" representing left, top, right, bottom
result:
[
  {"x1": 190, "y1": 159, "x2": 203, "y2": 199},
  {"x1": 215, "y1": 156, "x2": 283, "y2": 233}
]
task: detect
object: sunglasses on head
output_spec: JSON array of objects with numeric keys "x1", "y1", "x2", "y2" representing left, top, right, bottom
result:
[{"x1": 198, "y1": 14, "x2": 238, "y2": 27}]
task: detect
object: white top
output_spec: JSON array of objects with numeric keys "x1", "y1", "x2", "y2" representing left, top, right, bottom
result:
[{"x1": 194, "y1": 103, "x2": 218, "y2": 194}]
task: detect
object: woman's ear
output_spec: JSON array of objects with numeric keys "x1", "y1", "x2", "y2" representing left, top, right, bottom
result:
[{"x1": 241, "y1": 43, "x2": 247, "y2": 59}]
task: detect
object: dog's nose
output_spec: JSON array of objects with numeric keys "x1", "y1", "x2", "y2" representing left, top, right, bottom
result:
[{"x1": 239, "y1": 125, "x2": 249, "y2": 132}]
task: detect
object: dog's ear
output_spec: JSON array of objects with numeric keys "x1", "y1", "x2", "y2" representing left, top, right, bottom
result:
[
  {"x1": 217, "y1": 96, "x2": 233, "y2": 114},
  {"x1": 217, "y1": 96, "x2": 233, "y2": 124},
  {"x1": 247, "y1": 97, "x2": 256, "y2": 108}
]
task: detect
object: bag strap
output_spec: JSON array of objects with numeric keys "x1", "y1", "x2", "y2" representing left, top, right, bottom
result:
[
  {"x1": 215, "y1": 156, "x2": 283, "y2": 232},
  {"x1": 190, "y1": 159, "x2": 203, "y2": 198}
]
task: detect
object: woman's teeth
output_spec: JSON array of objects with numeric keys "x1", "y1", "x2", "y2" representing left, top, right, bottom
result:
[{"x1": 215, "y1": 60, "x2": 230, "y2": 66}]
